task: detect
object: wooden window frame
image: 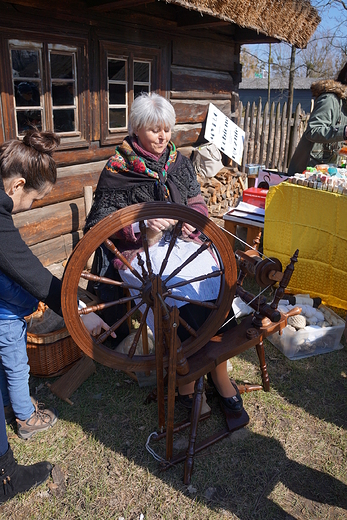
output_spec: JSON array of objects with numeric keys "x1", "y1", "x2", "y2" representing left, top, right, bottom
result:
[
  {"x1": 100, "y1": 41, "x2": 161, "y2": 146},
  {"x1": 1, "y1": 33, "x2": 89, "y2": 149}
]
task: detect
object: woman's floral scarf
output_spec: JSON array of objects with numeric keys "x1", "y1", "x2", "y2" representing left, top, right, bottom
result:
[{"x1": 105, "y1": 138, "x2": 177, "y2": 198}]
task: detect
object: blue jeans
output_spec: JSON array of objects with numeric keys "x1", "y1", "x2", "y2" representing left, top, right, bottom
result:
[{"x1": 0, "y1": 318, "x2": 35, "y2": 421}]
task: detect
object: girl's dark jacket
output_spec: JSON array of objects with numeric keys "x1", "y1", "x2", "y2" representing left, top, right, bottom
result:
[
  {"x1": 0, "y1": 175, "x2": 62, "y2": 314},
  {"x1": 288, "y1": 79, "x2": 347, "y2": 175}
]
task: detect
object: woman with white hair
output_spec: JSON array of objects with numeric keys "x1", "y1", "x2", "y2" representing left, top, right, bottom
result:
[{"x1": 85, "y1": 93, "x2": 243, "y2": 414}]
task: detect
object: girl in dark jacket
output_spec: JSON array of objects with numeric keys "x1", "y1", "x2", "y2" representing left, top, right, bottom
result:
[{"x1": 0, "y1": 129, "x2": 111, "y2": 502}]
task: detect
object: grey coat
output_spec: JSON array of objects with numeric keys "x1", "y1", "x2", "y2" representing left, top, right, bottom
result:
[{"x1": 288, "y1": 80, "x2": 347, "y2": 175}]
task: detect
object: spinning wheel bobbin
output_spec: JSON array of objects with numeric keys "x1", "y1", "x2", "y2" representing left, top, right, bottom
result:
[{"x1": 235, "y1": 250, "x2": 283, "y2": 288}]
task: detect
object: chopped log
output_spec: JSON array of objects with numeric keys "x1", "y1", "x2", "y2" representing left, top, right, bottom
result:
[{"x1": 197, "y1": 168, "x2": 246, "y2": 217}]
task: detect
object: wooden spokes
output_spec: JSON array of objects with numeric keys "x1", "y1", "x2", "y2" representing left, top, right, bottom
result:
[{"x1": 61, "y1": 202, "x2": 237, "y2": 372}]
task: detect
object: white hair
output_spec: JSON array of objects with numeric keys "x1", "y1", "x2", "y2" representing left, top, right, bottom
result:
[{"x1": 129, "y1": 93, "x2": 176, "y2": 135}]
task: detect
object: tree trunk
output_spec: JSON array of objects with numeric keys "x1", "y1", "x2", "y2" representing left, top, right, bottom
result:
[{"x1": 287, "y1": 45, "x2": 296, "y2": 118}]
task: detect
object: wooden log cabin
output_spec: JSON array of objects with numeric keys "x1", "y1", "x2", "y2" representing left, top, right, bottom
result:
[{"x1": 0, "y1": 0, "x2": 319, "y2": 266}]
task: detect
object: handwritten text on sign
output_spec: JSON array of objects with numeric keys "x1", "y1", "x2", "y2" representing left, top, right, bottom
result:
[{"x1": 204, "y1": 103, "x2": 245, "y2": 165}]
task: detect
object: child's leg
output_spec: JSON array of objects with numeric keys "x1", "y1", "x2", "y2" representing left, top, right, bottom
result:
[{"x1": 0, "y1": 319, "x2": 34, "y2": 421}]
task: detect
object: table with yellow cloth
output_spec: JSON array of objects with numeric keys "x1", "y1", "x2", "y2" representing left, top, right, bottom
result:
[{"x1": 263, "y1": 182, "x2": 347, "y2": 310}]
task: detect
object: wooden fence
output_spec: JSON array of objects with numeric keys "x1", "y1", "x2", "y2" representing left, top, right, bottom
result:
[{"x1": 236, "y1": 98, "x2": 313, "y2": 173}]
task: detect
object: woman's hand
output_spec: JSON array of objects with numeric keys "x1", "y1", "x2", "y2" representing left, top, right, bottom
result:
[
  {"x1": 146, "y1": 218, "x2": 176, "y2": 232},
  {"x1": 81, "y1": 312, "x2": 117, "y2": 338},
  {"x1": 181, "y1": 223, "x2": 196, "y2": 238}
]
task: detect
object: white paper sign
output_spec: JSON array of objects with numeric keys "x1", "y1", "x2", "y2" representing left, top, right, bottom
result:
[{"x1": 204, "y1": 103, "x2": 245, "y2": 165}]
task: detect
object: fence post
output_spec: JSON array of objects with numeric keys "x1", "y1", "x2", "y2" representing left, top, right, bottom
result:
[
  {"x1": 288, "y1": 103, "x2": 302, "y2": 167},
  {"x1": 241, "y1": 101, "x2": 250, "y2": 173},
  {"x1": 272, "y1": 102, "x2": 281, "y2": 169},
  {"x1": 278, "y1": 101, "x2": 287, "y2": 172},
  {"x1": 283, "y1": 99, "x2": 293, "y2": 171},
  {"x1": 253, "y1": 97, "x2": 262, "y2": 164},
  {"x1": 259, "y1": 101, "x2": 269, "y2": 167},
  {"x1": 265, "y1": 102, "x2": 275, "y2": 169}
]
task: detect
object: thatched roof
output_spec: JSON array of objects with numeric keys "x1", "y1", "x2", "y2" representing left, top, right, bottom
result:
[
  {"x1": 0, "y1": 0, "x2": 320, "y2": 48},
  {"x1": 164, "y1": 0, "x2": 320, "y2": 48}
]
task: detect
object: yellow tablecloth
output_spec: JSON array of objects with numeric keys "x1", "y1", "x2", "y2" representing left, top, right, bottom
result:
[{"x1": 264, "y1": 182, "x2": 347, "y2": 309}]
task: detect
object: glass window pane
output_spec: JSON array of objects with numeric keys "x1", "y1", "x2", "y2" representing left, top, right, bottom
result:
[
  {"x1": 134, "y1": 85, "x2": 149, "y2": 98},
  {"x1": 109, "y1": 83, "x2": 126, "y2": 105},
  {"x1": 51, "y1": 54, "x2": 73, "y2": 79},
  {"x1": 53, "y1": 109, "x2": 75, "y2": 132},
  {"x1": 14, "y1": 81, "x2": 40, "y2": 107},
  {"x1": 11, "y1": 49, "x2": 39, "y2": 78},
  {"x1": 134, "y1": 62, "x2": 149, "y2": 82},
  {"x1": 109, "y1": 108, "x2": 126, "y2": 129},
  {"x1": 52, "y1": 83, "x2": 74, "y2": 106},
  {"x1": 108, "y1": 60, "x2": 126, "y2": 81},
  {"x1": 17, "y1": 110, "x2": 42, "y2": 133}
]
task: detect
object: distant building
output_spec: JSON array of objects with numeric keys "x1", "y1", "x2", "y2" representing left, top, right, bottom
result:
[{"x1": 238, "y1": 77, "x2": 321, "y2": 113}]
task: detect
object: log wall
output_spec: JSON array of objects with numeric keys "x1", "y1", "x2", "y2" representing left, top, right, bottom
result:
[{"x1": 1, "y1": 2, "x2": 242, "y2": 266}]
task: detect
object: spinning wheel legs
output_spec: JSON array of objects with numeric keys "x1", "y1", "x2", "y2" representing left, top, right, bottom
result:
[
  {"x1": 256, "y1": 341, "x2": 270, "y2": 392},
  {"x1": 153, "y1": 375, "x2": 250, "y2": 485},
  {"x1": 184, "y1": 376, "x2": 204, "y2": 484}
]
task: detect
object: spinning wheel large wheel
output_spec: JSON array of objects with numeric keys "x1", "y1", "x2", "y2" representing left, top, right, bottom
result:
[{"x1": 62, "y1": 202, "x2": 237, "y2": 373}]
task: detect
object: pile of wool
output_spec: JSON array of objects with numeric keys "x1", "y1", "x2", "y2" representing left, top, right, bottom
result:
[
  {"x1": 278, "y1": 300, "x2": 342, "y2": 332},
  {"x1": 269, "y1": 296, "x2": 345, "y2": 358}
]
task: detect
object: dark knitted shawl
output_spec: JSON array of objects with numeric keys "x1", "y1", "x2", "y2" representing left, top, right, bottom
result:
[{"x1": 85, "y1": 138, "x2": 202, "y2": 232}]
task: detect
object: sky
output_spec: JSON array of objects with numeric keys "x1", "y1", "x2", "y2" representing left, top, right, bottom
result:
[
  {"x1": 315, "y1": 1, "x2": 347, "y2": 45},
  {"x1": 313, "y1": 1, "x2": 347, "y2": 35},
  {"x1": 243, "y1": 0, "x2": 346, "y2": 76}
]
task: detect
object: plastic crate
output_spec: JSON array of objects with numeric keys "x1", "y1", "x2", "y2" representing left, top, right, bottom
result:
[{"x1": 268, "y1": 306, "x2": 345, "y2": 360}]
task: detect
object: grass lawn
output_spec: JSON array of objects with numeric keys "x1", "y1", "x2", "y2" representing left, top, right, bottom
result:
[{"x1": 2, "y1": 277, "x2": 347, "y2": 518}]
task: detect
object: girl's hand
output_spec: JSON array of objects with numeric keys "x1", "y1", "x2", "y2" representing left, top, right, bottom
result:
[
  {"x1": 81, "y1": 312, "x2": 117, "y2": 338},
  {"x1": 146, "y1": 218, "x2": 176, "y2": 232}
]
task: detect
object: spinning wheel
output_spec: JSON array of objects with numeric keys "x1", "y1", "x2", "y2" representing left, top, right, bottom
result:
[
  {"x1": 62, "y1": 202, "x2": 237, "y2": 373},
  {"x1": 61, "y1": 201, "x2": 299, "y2": 484}
]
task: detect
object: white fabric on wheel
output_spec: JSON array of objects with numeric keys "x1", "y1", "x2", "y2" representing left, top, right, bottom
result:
[{"x1": 120, "y1": 235, "x2": 221, "y2": 333}]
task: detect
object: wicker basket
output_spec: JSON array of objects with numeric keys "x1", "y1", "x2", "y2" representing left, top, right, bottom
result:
[
  {"x1": 27, "y1": 327, "x2": 82, "y2": 378},
  {"x1": 26, "y1": 288, "x2": 99, "y2": 378}
]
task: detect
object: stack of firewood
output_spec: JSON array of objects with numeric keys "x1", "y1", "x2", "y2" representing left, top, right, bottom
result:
[{"x1": 197, "y1": 167, "x2": 247, "y2": 217}]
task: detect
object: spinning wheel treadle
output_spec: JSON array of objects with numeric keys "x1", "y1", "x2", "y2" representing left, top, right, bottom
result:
[{"x1": 61, "y1": 202, "x2": 238, "y2": 373}]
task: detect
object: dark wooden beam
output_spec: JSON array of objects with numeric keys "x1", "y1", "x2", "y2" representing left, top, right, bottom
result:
[
  {"x1": 177, "y1": 13, "x2": 230, "y2": 30},
  {"x1": 87, "y1": 0, "x2": 155, "y2": 10},
  {"x1": 234, "y1": 26, "x2": 280, "y2": 45},
  {"x1": 0, "y1": 0, "x2": 86, "y2": 10}
]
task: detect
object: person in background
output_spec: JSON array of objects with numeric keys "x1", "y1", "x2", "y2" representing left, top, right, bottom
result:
[
  {"x1": 84, "y1": 93, "x2": 243, "y2": 414},
  {"x1": 0, "y1": 129, "x2": 113, "y2": 441},
  {"x1": 288, "y1": 62, "x2": 347, "y2": 175}
]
